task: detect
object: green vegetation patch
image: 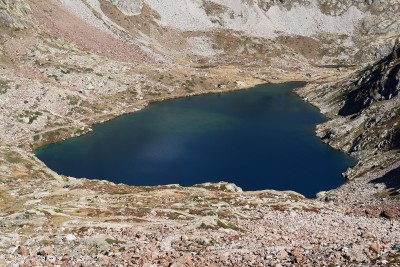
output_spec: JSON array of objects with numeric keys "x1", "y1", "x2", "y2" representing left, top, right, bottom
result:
[
  {"x1": 60, "y1": 68, "x2": 71, "y2": 74},
  {"x1": 0, "y1": 79, "x2": 10, "y2": 94},
  {"x1": 41, "y1": 130, "x2": 62, "y2": 143},
  {"x1": 199, "y1": 220, "x2": 240, "y2": 231},
  {"x1": 18, "y1": 110, "x2": 43, "y2": 124},
  {"x1": 199, "y1": 222, "x2": 214, "y2": 230},
  {"x1": 216, "y1": 219, "x2": 240, "y2": 231},
  {"x1": 182, "y1": 79, "x2": 196, "y2": 92},
  {"x1": 66, "y1": 95, "x2": 80, "y2": 106},
  {"x1": 105, "y1": 238, "x2": 119, "y2": 245},
  {"x1": 375, "y1": 189, "x2": 400, "y2": 199},
  {"x1": 5, "y1": 152, "x2": 23, "y2": 164},
  {"x1": 47, "y1": 74, "x2": 60, "y2": 82}
]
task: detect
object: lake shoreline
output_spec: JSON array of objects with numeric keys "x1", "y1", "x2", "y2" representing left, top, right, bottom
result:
[
  {"x1": 36, "y1": 81, "x2": 356, "y2": 198},
  {"x1": 28, "y1": 66, "x2": 362, "y2": 199},
  {"x1": 31, "y1": 79, "x2": 306, "y2": 151}
]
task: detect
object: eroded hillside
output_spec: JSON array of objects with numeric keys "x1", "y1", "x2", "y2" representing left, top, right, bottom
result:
[
  {"x1": 55, "y1": 0, "x2": 400, "y2": 64},
  {"x1": 0, "y1": 0, "x2": 400, "y2": 266}
]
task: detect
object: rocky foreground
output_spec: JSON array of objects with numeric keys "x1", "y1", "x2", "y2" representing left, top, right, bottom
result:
[
  {"x1": 0, "y1": 144, "x2": 399, "y2": 266},
  {"x1": 0, "y1": 0, "x2": 400, "y2": 266}
]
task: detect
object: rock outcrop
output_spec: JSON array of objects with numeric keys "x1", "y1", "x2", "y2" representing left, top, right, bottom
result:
[
  {"x1": 0, "y1": 0, "x2": 399, "y2": 266},
  {"x1": 297, "y1": 42, "x2": 400, "y2": 178},
  {"x1": 339, "y1": 43, "x2": 400, "y2": 116},
  {"x1": 51, "y1": 0, "x2": 400, "y2": 64}
]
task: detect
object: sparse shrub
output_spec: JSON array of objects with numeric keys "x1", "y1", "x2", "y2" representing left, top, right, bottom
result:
[
  {"x1": 48, "y1": 74, "x2": 60, "y2": 81},
  {"x1": 61, "y1": 69, "x2": 71, "y2": 74},
  {"x1": 216, "y1": 219, "x2": 239, "y2": 231},
  {"x1": 0, "y1": 79, "x2": 9, "y2": 94},
  {"x1": 105, "y1": 238, "x2": 118, "y2": 245},
  {"x1": 219, "y1": 184, "x2": 227, "y2": 191},
  {"x1": 199, "y1": 222, "x2": 213, "y2": 230}
]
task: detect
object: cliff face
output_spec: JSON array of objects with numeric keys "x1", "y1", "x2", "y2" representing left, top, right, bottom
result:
[
  {"x1": 339, "y1": 45, "x2": 400, "y2": 116},
  {"x1": 297, "y1": 43, "x2": 400, "y2": 178},
  {"x1": 0, "y1": 0, "x2": 397, "y2": 198},
  {"x1": 1, "y1": 0, "x2": 398, "y2": 149},
  {"x1": 1, "y1": 1, "x2": 400, "y2": 266}
]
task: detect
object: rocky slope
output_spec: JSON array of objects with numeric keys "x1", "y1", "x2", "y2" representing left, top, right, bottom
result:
[
  {"x1": 0, "y1": 0, "x2": 400, "y2": 266},
  {"x1": 297, "y1": 43, "x2": 400, "y2": 178},
  {"x1": 57, "y1": 0, "x2": 400, "y2": 65}
]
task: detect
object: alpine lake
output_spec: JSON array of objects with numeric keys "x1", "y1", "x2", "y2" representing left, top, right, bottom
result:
[{"x1": 36, "y1": 82, "x2": 356, "y2": 198}]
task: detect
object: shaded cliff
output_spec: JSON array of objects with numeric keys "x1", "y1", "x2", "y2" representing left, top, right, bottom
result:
[
  {"x1": 0, "y1": 1, "x2": 400, "y2": 266},
  {"x1": 297, "y1": 42, "x2": 400, "y2": 178},
  {"x1": 339, "y1": 44, "x2": 400, "y2": 116}
]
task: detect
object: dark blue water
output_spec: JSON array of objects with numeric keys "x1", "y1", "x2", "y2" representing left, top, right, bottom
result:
[{"x1": 36, "y1": 83, "x2": 356, "y2": 197}]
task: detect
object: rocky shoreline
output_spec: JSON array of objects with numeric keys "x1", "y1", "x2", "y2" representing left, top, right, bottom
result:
[
  {"x1": 0, "y1": 161, "x2": 399, "y2": 266},
  {"x1": 1, "y1": 73, "x2": 400, "y2": 266},
  {"x1": 0, "y1": 0, "x2": 399, "y2": 266}
]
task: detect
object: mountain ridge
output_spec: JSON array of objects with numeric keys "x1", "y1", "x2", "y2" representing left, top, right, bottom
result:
[{"x1": 0, "y1": 0, "x2": 400, "y2": 266}]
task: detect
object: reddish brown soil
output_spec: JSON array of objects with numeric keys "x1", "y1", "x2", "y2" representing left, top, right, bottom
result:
[{"x1": 28, "y1": 0, "x2": 154, "y2": 63}]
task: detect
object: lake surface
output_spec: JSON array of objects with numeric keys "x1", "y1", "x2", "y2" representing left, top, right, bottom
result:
[{"x1": 36, "y1": 83, "x2": 356, "y2": 198}]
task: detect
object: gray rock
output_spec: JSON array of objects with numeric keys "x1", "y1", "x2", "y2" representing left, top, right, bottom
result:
[
  {"x1": 83, "y1": 234, "x2": 113, "y2": 252},
  {"x1": 348, "y1": 245, "x2": 367, "y2": 263},
  {"x1": 63, "y1": 234, "x2": 77, "y2": 242},
  {"x1": 315, "y1": 191, "x2": 327, "y2": 200},
  {"x1": 107, "y1": 0, "x2": 143, "y2": 16}
]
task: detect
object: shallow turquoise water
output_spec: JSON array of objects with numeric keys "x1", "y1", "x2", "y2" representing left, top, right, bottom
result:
[{"x1": 36, "y1": 82, "x2": 356, "y2": 198}]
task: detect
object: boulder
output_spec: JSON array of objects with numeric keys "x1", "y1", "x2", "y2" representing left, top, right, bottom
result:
[
  {"x1": 38, "y1": 246, "x2": 52, "y2": 256},
  {"x1": 369, "y1": 243, "x2": 381, "y2": 254},
  {"x1": 380, "y1": 209, "x2": 396, "y2": 219},
  {"x1": 63, "y1": 234, "x2": 77, "y2": 242},
  {"x1": 18, "y1": 246, "x2": 29, "y2": 256},
  {"x1": 348, "y1": 245, "x2": 367, "y2": 263}
]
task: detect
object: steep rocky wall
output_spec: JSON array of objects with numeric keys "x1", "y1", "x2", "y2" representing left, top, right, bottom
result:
[
  {"x1": 297, "y1": 43, "x2": 400, "y2": 178},
  {"x1": 339, "y1": 44, "x2": 400, "y2": 116}
]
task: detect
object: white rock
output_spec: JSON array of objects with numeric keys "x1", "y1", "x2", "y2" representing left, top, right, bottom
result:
[{"x1": 63, "y1": 234, "x2": 77, "y2": 242}]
